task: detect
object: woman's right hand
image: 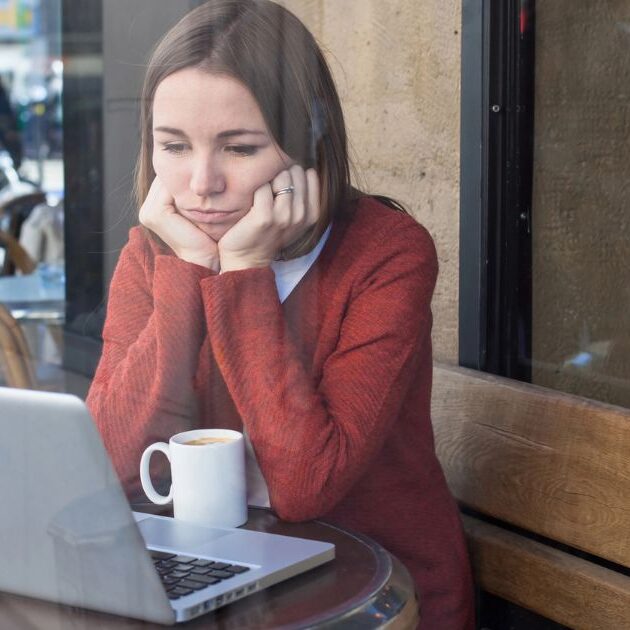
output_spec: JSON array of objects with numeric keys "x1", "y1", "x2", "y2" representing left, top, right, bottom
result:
[{"x1": 139, "y1": 178, "x2": 219, "y2": 272}]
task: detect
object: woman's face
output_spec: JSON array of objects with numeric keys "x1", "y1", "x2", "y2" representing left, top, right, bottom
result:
[{"x1": 151, "y1": 68, "x2": 292, "y2": 241}]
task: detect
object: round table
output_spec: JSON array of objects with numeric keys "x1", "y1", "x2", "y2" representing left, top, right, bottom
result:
[
  {"x1": 207, "y1": 507, "x2": 419, "y2": 629},
  {"x1": 0, "y1": 507, "x2": 419, "y2": 629}
]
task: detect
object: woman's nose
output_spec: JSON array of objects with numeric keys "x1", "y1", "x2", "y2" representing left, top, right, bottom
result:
[{"x1": 189, "y1": 155, "x2": 226, "y2": 197}]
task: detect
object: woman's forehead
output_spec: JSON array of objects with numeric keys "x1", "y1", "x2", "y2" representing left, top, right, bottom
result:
[{"x1": 152, "y1": 68, "x2": 267, "y2": 133}]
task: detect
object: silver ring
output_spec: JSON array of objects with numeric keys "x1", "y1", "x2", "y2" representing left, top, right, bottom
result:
[{"x1": 272, "y1": 185, "x2": 295, "y2": 198}]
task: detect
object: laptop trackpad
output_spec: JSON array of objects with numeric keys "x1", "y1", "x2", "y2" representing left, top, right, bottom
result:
[{"x1": 136, "y1": 516, "x2": 232, "y2": 550}]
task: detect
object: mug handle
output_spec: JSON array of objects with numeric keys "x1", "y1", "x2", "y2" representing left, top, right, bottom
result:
[{"x1": 140, "y1": 442, "x2": 173, "y2": 505}]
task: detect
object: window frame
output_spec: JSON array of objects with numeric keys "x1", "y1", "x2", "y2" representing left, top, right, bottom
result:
[{"x1": 459, "y1": 0, "x2": 535, "y2": 381}]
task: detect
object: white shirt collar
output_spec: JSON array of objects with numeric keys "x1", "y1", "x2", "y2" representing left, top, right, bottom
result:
[{"x1": 270, "y1": 223, "x2": 332, "y2": 303}]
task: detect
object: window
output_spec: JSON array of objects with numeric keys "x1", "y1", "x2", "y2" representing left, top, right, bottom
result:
[{"x1": 460, "y1": 0, "x2": 630, "y2": 409}]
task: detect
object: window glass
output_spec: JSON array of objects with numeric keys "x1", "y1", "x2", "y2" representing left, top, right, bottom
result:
[
  {"x1": 531, "y1": 1, "x2": 630, "y2": 407},
  {"x1": 0, "y1": 0, "x2": 67, "y2": 387},
  {"x1": 0, "y1": 0, "x2": 463, "y2": 392},
  {"x1": 0, "y1": 3, "x2": 472, "y2": 628}
]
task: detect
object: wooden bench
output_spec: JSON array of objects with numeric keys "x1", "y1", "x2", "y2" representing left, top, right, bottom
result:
[{"x1": 432, "y1": 363, "x2": 630, "y2": 629}]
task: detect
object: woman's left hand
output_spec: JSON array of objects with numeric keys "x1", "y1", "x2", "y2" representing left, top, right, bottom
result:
[{"x1": 218, "y1": 165, "x2": 320, "y2": 271}]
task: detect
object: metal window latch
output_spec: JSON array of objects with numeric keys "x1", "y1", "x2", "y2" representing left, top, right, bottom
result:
[{"x1": 519, "y1": 211, "x2": 531, "y2": 234}]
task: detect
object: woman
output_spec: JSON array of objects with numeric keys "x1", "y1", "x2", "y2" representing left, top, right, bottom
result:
[{"x1": 87, "y1": 1, "x2": 474, "y2": 627}]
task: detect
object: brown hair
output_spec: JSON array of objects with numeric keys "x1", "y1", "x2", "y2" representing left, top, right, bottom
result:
[{"x1": 135, "y1": 0, "x2": 356, "y2": 258}]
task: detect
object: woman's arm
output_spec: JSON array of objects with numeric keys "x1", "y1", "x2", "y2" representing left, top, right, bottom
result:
[
  {"x1": 87, "y1": 228, "x2": 213, "y2": 486},
  {"x1": 203, "y1": 220, "x2": 438, "y2": 521}
]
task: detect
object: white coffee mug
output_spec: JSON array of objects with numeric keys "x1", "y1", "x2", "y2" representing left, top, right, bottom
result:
[{"x1": 140, "y1": 429, "x2": 247, "y2": 528}]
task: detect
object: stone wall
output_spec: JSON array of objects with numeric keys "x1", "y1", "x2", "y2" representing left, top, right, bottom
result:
[{"x1": 282, "y1": 0, "x2": 462, "y2": 363}]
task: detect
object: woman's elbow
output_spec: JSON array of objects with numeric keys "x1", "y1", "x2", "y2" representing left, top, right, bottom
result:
[
  {"x1": 269, "y1": 489, "x2": 338, "y2": 522},
  {"x1": 272, "y1": 502, "x2": 320, "y2": 523}
]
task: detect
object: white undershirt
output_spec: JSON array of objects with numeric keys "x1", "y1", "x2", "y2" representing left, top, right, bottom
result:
[{"x1": 245, "y1": 224, "x2": 332, "y2": 507}]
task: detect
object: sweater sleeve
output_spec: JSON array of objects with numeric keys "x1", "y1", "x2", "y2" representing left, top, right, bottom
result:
[
  {"x1": 201, "y1": 222, "x2": 438, "y2": 521},
  {"x1": 86, "y1": 228, "x2": 214, "y2": 486}
]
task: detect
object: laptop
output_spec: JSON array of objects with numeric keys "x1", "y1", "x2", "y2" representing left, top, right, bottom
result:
[{"x1": 0, "y1": 387, "x2": 335, "y2": 624}]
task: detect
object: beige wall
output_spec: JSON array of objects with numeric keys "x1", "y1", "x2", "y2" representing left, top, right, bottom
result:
[
  {"x1": 531, "y1": 0, "x2": 630, "y2": 407},
  {"x1": 282, "y1": 0, "x2": 462, "y2": 363}
]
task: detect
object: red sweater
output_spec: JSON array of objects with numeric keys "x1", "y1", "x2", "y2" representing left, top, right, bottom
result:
[{"x1": 87, "y1": 197, "x2": 474, "y2": 629}]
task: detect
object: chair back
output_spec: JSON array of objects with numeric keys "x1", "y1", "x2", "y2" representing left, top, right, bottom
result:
[
  {"x1": 0, "y1": 192, "x2": 47, "y2": 233},
  {"x1": 0, "y1": 192, "x2": 46, "y2": 274},
  {"x1": 432, "y1": 363, "x2": 630, "y2": 628},
  {"x1": 432, "y1": 363, "x2": 630, "y2": 565},
  {"x1": 0, "y1": 303, "x2": 36, "y2": 388},
  {"x1": 0, "y1": 229, "x2": 37, "y2": 275}
]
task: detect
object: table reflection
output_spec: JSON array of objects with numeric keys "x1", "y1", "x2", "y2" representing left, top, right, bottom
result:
[{"x1": 0, "y1": 263, "x2": 64, "y2": 322}]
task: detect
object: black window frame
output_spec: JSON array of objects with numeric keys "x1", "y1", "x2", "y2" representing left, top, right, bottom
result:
[{"x1": 459, "y1": 0, "x2": 535, "y2": 381}]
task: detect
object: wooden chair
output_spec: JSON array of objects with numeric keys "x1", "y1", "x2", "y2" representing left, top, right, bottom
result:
[
  {"x1": 0, "y1": 192, "x2": 46, "y2": 275},
  {"x1": 0, "y1": 191, "x2": 47, "y2": 235},
  {"x1": 0, "y1": 303, "x2": 36, "y2": 389},
  {"x1": 432, "y1": 363, "x2": 630, "y2": 629},
  {"x1": 0, "y1": 229, "x2": 37, "y2": 275}
]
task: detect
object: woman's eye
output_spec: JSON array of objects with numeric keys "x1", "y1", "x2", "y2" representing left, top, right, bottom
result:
[
  {"x1": 162, "y1": 143, "x2": 188, "y2": 154},
  {"x1": 225, "y1": 145, "x2": 258, "y2": 157}
]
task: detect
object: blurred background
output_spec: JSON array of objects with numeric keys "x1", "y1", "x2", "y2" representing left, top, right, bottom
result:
[
  {"x1": 0, "y1": 0, "x2": 68, "y2": 392},
  {"x1": 0, "y1": 0, "x2": 63, "y2": 198},
  {"x1": 0, "y1": 0, "x2": 628, "y2": 410}
]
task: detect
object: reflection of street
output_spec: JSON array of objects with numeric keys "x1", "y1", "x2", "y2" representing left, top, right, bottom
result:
[
  {"x1": 0, "y1": 0, "x2": 63, "y2": 195},
  {"x1": 21, "y1": 157, "x2": 63, "y2": 199}
]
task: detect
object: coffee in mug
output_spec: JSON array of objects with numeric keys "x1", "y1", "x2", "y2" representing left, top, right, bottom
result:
[
  {"x1": 140, "y1": 429, "x2": 247, "y2": 528},
  {"x1": 183, "y1": 436, "x2": 235, "y2": 446}
]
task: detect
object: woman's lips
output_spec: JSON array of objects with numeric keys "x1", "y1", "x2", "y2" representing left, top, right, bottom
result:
[{"x1": 179, "y1": 208, "x2": 239, "y2": 224}]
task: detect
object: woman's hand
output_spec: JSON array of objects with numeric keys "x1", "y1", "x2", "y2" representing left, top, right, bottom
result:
[
  {"x1": 218, "y1": 165, "x2": 320, "y2": 272},
  {"x1": 139, "y1": 178, "x2": 220, "y2": 272}
]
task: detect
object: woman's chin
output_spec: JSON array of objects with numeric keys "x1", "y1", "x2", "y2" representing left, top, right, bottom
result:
[{"x1": 195, "y1": 221, "x2": 230, "y2": 241}]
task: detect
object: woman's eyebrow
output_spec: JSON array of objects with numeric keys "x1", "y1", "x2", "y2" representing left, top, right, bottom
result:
[
  {"x1": 153, "y1": 126, "x2": 267, "y2": 139},
  {"x1": 216, "y1": 128, "x2": 267, "y2": 139},
  {"x1": 153, "y1": 126, "x2": 188, "y2": 137}
]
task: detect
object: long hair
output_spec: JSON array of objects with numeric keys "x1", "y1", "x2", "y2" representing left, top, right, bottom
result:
[{"x1": 135, "y1": 0, "x2": 357, "y2": 258}]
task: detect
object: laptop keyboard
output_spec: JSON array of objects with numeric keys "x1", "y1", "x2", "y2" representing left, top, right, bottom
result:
[{"x1": 149, "y1": 551, "x2": 250, "y2": 600}]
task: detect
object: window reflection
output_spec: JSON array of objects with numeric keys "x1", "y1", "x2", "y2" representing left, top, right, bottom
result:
[
  {"x1": 531, "y1": 0, "x2": 630, "y2": 407},
  {"x1": 0, "y1": 0, "x2": 67, "y2": 391},
  {"x1": 2, "y1": 3, "x2": 473, "y2": 627}
]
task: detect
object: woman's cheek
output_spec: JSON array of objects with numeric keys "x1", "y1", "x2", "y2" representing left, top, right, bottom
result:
[
  {"x1": 241, "y1": 166, "x2": 279, "y2": 205},
  {"x1": 152, "y1": 154, "x2": 181, "y2": 195},
  {"x1": 152, "y1": 151, "x2": 169, "y2": 180}
]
